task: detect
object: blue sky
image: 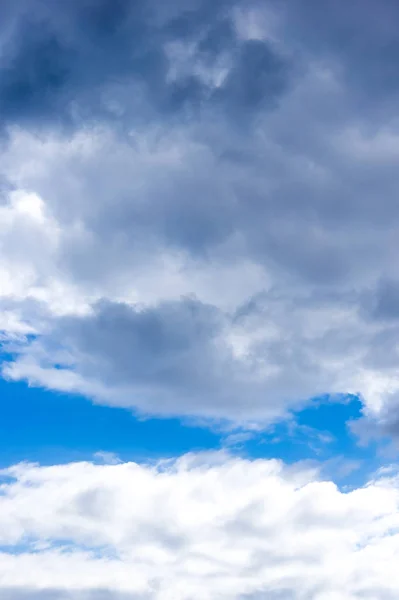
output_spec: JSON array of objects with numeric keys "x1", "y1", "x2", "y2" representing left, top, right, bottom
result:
[
  {"x1": 1, "y1": 0, "x2": 399, "y2": 598},
  {"x1": 0, "y1": 377, "x2": 391, "y2": 490}
]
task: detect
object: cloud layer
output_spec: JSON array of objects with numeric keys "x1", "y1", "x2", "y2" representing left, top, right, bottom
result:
[
  {"x1": 1, "y1": 0, "x2": 399, "y2": 431},
  {"x1": 1, "y1": 454, "x2": 399, "y2": 599}
]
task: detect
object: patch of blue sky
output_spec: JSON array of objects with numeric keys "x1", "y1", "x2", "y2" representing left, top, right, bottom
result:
[
  {"x1": 0, "y1": 374, "x2": 393, "y2": 489},
  {"x1": 237, "y1": 395, "x2": 395, "y2": 488},
  {"x1": 0, "y1": 538, "x2": 119, "y2": 560},
  {"x1": 0, "y1": 378, "x2": 220, "y2": 467}
]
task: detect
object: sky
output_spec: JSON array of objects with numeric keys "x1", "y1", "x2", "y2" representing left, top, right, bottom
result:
[{"x1": 1, "y1": 0, "x2": 399, "y2": 598}]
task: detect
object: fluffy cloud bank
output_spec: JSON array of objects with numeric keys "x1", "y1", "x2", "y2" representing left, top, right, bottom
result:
[
  {"x1": 1, "y1": 0, "x2": 399, "y2": 430},
  {"x1": 1, "y1": 454, "x2": 399, "y2": 599}
]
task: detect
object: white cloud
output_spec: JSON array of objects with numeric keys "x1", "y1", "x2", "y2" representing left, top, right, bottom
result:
[{"x1": 0, "y1": 454, "x2": 399, "y2": 599}]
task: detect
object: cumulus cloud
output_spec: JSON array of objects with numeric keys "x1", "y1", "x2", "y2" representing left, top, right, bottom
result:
[
  {"x1": 1, "y1": 454, "x2": 399, "y2": 599},
  {"x1": 0, "y1": 290, "x2": 387, "y2": 423},
  {"x1": 1, "y1": 0, "x2": 399, "y2": 431}
]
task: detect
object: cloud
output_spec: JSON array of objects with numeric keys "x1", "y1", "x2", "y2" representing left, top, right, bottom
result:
[
  {"x1": 1, "y1": 0, "x2": 399, "y2": 432},
  {"x1": 1, "y1": 296, "x2": 308, "y2": 421},
  {"x1": 1, "y1": 454, "x2": 399, "y2": 599},
  {"x1": 281, "y1": 0, "x2": 399, "y2": 108},
  {"x1": 0, "y1": 0, "x2": 289, "y2": 132},
  {"x1": 4, "y1": 284, "x2": 399, "y2": 427}
]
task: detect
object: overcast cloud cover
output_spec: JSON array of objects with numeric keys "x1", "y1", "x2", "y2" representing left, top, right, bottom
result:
[
  {"x1": 3, "y1": 0, "x2": 399, "y2": 428},
  {"x1": 1, "y1": 0, "x2": 399, "y2": 597}
]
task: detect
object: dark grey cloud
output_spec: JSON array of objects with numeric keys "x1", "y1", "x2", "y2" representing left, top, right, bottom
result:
[
  {"x1": 0, "y1": 0, "x2": 290, "y2": 132},
  {"x1": 282, "y1": 0, "x2": 399, "y2": 111},
  {"x1": 57, "y1": 297, "x2": 225, "y2": 390},
  {"x1": 0, "y1": 22, "x2": 72, "y2": 124},
  {"x1": 5, "y1": 0, "x2": 393, "y2": 287},
  {"x1": 8, "y1": 297, "x2": 271, "y2": 420},
  {"x1": 214, "y1": 38, "x2": 291, "y2": 117},
  {"x1": 363, "y1": 279, "x2": 399, "y2": 322}
]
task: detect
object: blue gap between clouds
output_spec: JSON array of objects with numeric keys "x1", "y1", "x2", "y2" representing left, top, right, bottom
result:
[
  {"x1": 0, "y1": 378, "x2": 219, "y2": 467},
  {"x1": 0, "y1": 376, "x2": 386, "y2": 486}
]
